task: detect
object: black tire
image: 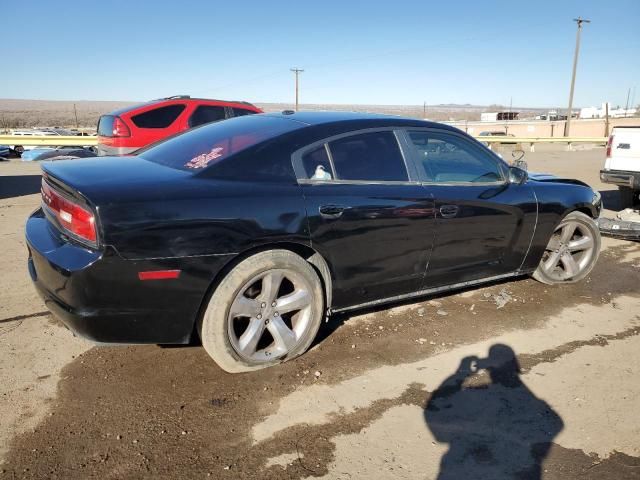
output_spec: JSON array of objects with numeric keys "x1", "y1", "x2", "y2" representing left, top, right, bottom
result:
[
  {"x1": 618, "y1": 187, "x2": 638, "y2": 208},
  {"x1": 532, "y1": 211, "x2": 601, "y2": 285},
  {"x1": 198, "y1": 249, "x2": 325, "y2": 373},
  {"x1": 14, "y1": 146, "x2": 24, "y2": 155}
]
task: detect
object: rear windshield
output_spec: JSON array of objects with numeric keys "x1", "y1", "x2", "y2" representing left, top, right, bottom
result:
[
  {"x1": 97, "y1": 115, "x2": 115, "y2": 137},
  {"x1": 138, "y1": 115, "x2": 303, "y2": 171}
]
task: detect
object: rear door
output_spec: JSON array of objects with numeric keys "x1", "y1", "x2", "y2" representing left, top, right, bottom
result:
[
  {"x1": 293, "y1": 129, "x2": 436, "y2": 309},
  {"x1": 402, "y1": 128, "x2": 537, "y2": 287},
  {"x1": 607, "y1": 127, "x2": 640, "y2": 172}
]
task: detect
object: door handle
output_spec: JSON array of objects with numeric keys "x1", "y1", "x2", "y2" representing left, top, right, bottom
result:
[
  {"x1": 439, "y1": 205, "x2": 459, "y2": 218},
  {"x1": 319, "y1": 204, "x2": 348, "y2": 219}
]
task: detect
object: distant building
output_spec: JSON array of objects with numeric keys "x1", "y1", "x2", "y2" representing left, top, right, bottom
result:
[
  {"x1": 579, "y1": 102, "x2": 637, "y2": 119},
  {"x1": 534, "y1": 110, "x2": 576, "y2": 121},
  {"x1": 481, "y1": 111, "x2": 520, "y2": 122}
]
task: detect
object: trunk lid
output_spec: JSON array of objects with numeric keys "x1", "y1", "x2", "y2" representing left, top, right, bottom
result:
[{"x1": 41, "y1": 156, "x2": 194, "y2": 205}]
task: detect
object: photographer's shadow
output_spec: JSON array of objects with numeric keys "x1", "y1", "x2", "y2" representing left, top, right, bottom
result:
[{"x1": 425, "y1": 344, "x2": 563, "y2": 479}]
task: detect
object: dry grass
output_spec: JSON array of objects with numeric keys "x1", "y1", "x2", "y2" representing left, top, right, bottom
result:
[{"x1": 0, "y1": 98, "x2": 546, "y2": 131}]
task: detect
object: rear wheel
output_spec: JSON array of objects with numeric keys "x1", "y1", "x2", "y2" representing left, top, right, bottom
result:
[
  {"x1": 619, "y1": 187, "x2": 638, "y2": 208},
  {"x1": 14, "y1": 146, "x2": 24, "y2": 155},
  {"x1": 532, "y1": 211, "x2": 600, "y2": 285},
  {"x1": 199, "y1": 250, "x2": 324, "y2": 373}
]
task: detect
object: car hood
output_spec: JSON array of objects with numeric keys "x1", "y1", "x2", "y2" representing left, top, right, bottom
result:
[{"x1": 528, "y1": 172, "x2": 591, "y2": 189}]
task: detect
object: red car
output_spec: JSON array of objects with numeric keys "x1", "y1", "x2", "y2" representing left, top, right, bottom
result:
[{"x1": 96, "y1": 95, "x2": 262, "y2": 156}]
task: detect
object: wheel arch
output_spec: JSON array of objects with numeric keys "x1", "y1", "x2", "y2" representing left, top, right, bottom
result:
[{"x1": 189, "y1": 241, "x2": 334, "y2": 341}]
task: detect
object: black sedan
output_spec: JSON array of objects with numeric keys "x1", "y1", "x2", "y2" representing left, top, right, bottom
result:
[{"x1": 26, "y1": 112, "x2": 602, "y2": 372}]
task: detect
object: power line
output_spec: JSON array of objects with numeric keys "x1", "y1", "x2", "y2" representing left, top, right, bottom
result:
[
  {"x1": 290, "y1": 68, "x2": 304, "y2": 111},
  {"x1": 564, "y1": 17, "x2": 590, "y2": 136}
]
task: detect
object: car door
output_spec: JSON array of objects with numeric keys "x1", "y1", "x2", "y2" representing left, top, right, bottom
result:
[
  {"x1": 401, "y1": 128, "x2": 537, "y2": 288},
  {"x1": 293, "y1": 129, "x2": 437, "y2": 309}
]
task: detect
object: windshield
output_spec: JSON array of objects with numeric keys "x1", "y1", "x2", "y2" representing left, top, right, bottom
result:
[{"x1": 138, "y1": 115, "x2": 303, "y2": 171}]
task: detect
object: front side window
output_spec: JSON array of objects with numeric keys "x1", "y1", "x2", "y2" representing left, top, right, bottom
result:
[
  {"x1": 189, "y1": 106, "x2": 227, "y2": 127},
  {"x1": 131, "y1": 105, "x2": 186, "y2": 129},
  {"x1": 407, "y1": 130, "x2": 504, "y2": 183},
  {"x1": 327, "y1": 131, "x2": 408, "y2": 182}
]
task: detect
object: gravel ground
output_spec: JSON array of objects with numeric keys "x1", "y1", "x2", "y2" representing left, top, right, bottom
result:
[{"x1": 0, "y1": 146, "x2": 639, "y2": 479}]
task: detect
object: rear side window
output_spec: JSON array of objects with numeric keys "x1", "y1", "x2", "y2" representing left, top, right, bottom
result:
[
  {"x1": 131, "y1": 105, "x2": 186, "y2": 128},
  {"x1": 301, "y1": 145, "x2": 333, "y2": 180},
  {"x1": 232, "y1": 108, "x2": 257, "y2": 117},
  {"x1": 97, "y1": 115, "x2": 115, "y2": 136},
  {"x1": 189, "y1": 106, "x2": 227, "y2": 127},
  {"x1": 328, "y1": 131, "x2": 408, "y2": 182},
  {"x1": 407, "y1": 131, "x2": 504, "y2": 183}
]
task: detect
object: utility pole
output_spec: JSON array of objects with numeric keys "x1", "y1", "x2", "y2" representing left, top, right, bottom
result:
[
  {"x1": 73, "y1": 103, "x2": 79, "y2": 129},
  {"x1": 290, "y1": 68, "x2": 304, "y2": 111},
  {"x1": 564, "y1": 17, "x2": 590, "y2": 136},
  {"x1": 423, "y1": 101, "x2": 427, "y2": 119},
  {"x1": 624, "y1": 87, "x2": 631, "y2": 117}
]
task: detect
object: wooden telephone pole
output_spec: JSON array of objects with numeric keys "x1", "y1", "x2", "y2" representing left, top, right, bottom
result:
[
  {"x1": 290, "y1": 68, "x2": 304, "y2": 111},
  {"x1": 564, "y1": 17, "x2": 590, "y2": 136}
]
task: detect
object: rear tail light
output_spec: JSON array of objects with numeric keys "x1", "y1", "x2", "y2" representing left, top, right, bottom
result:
[
  {"x1": 112, "y1": 116, "x2": 131, "y2": 137},
  {"x1": 606, "y1": 134, "x2": 614, "y2": 158},
  {"x1": 41, "y1": 179, "x2": 97, "y2": 244}
]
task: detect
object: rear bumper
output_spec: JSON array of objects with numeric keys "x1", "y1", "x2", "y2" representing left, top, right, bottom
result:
[
  {"x1": 600, "y1": 169, "x2": 640, "y2": 189},
  {"x1": 96, "y1": 144, "x2": 139, "y2": 156},
  {"x1": 26, "y1": 208, "x2": 230, "y2": 344}
]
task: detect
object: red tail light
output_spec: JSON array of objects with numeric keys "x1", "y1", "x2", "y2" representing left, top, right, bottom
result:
[
  {"x1": 112, "y1": 116, "x2": 131, "y2": 137},
  {"x1": 41, "y1": 179, "x2": 97, "y2": 244},
  {"x1": 606, "y1": 134, "x2": 614, "y2": 158}
]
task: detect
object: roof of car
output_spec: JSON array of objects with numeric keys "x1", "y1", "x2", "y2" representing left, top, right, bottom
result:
[
  {"x1": 107, "y1": 97, "x2": 258, "y2": 117},
  {"x1": 263, "y1": 110, "x2": 457, "y2": 131}
]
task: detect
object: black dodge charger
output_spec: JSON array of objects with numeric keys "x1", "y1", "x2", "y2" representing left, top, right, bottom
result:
[{"x1": 26, "y1": 112, "x2": 602, "y2": 372}]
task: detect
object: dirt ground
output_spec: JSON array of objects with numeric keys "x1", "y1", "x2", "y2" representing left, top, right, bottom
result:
[{"x1": 1, "y1": 146, "x2": 639, "y2": 479}]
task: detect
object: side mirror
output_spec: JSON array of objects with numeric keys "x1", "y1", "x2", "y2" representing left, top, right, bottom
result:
[{"x1": 508, "y1": 166, "x2": 528, "y2": 185}]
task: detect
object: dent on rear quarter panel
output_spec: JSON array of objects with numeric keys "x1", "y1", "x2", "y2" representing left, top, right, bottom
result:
[{"x1": 100, "y1": 182, "x2": 310, "y2": 261}]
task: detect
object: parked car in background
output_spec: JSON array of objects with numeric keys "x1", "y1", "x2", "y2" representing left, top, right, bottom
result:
[
  {"x1": 96, "y1": 95, "x2": 262, "y2": 156},
  {"x1": 478, "y1": 131, "x2": 517, "y2": 145},
  {"x1": 20, "y1": 146, "x2": 97, "y2": 162},
  {"x1": 27, "y1": 112, "x2": 602, "y2": 373},
  {"x1": 9, "y1": 129, "x2": 60, "y2": 154},
  {"x1": 600, "y1": 126, "x2": 640, "y2": 207},
  {"x1": 0, "y1": 145, "x2": 11, "y2": 160}
]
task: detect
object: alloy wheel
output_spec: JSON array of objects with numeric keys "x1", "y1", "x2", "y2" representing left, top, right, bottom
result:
[
  {"x1": 539, "y1": 219, "x2": 596, "y2": 282},
  {"x1": 227, "y1": 268, "x2": 314, "y2": 363}
]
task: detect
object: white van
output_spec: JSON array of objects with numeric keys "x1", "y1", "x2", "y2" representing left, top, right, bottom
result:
[{"x1": 600, "y1": 126, "x2": 640, "y2": 207}]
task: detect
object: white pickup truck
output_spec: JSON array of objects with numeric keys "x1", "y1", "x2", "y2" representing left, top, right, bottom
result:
[{"x1": 600, "y1": 126, "x2": 640, "y2": 207}]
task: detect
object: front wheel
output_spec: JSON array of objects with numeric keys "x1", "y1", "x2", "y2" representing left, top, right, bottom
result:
[
  {"x1": 532, "y1": 211, "x2": 601, "y2": 285},
  {"x1": 199, "y1": 249, "x2": 325, "y2": 373}
]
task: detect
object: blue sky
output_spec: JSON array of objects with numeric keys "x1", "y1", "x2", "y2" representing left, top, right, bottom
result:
[{"x1": 3, "y1": 0, "x2": 639, "y2": 107}]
